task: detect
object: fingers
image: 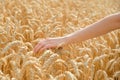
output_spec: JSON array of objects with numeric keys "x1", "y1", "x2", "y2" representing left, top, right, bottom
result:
[
  {"x1": 33, "y1": 38, "x2": 61, "y2": 53},
  {"x1": 34, "y1": 40, "x2": 53, "y2": 53},
  {"x1": 40, "y1": 44, "x2": 51, "y2": 52},
  {"x1": 34, "y1": 41, "x2": 45, "y2": 53}
]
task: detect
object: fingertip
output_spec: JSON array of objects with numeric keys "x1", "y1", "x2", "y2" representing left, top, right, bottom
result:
[
  {"x1": 33, "y1": 48, "x2": 36, "y2": 53},
  {"x1": 34, "y1": 43, "x2": 45, "y2": 53},
  {"x1": 33, "y1": 45, "x2": 38, "y2": 53},
  {"x1": 40, "y1": 45, "x2": 52, "y2": 52},
  {"x1": 40, "y1": 47, "x2": 47, "y2": 53},
  {"x1": 33, "y1": 46, "x2": 38, "y2": 53}
]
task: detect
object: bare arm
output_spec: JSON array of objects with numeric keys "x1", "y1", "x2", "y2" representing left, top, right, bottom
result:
[
  {"x1": 34, "y1": 13, "x2": 120, "y2": 53},
  {"x1": 64, "y1": 13, "x2": 120, "y2": 44}
]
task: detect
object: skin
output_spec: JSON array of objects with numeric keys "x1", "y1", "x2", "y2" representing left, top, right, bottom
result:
[{"x1": 34, "y1": 13, "x2": 120, "y2": 53}]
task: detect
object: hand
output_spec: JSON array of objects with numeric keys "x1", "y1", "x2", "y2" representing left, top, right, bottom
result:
[{"x1": 33, "y1": 37, "x2": 66, "y2": 53}]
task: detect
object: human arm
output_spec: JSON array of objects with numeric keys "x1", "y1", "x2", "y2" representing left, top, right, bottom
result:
[
  {"x1": 64, "y1": 13, "x2": 120, "y2": 44},
  {"x1": 34, "y1": 13, "x2": 120, "y2": 53}
]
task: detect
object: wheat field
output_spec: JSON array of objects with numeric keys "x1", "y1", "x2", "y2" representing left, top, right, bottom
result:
[{"x1": 0, "y1": 0, "x2": 120, "y2": 80}]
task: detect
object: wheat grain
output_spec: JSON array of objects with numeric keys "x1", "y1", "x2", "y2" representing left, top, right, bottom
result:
[
  {"x1": 42, "y1": 54, "x2": 59, "y2": 70},
  {"x1": 68, "y1": 59, "x2": 80, "y2": 78},
  {"x1": 38, "y1": 50, "x2": 53, "y2": 64},
  {"x1": 54, "y1": 73, "x2": 65, "y2": 80},
  {"x1": 94, "y1": 70, "x2": 108, "y2": 80},
  {"x1": 113, "y1": 71, "x2": 120, "y2": 80},
  {"x1": 10, "y1": 61, "x2": 21, "y2": 80},
  {"x1": 0, "y1": 0, "x2": 119, "y2": 80},
  {"x1": 64, "y1": 71, "x2": 77, "y2": 80},
  {"x1": 2, "y1": 41, "x2": 23, "y2": 54}
]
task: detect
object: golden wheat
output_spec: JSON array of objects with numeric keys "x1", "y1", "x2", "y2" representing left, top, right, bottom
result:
[{"x1": 0, "y1": 0, "x2": 119, "y2": 80}]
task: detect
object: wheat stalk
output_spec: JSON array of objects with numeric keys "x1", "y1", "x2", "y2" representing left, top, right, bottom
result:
[{"x1": 64, "y1": 71, "x2": 77, "y2": 80}]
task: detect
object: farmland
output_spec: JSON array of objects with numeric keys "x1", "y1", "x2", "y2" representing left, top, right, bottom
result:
[{"x1": 0, "y1": 0, "x2": 120, "y2": 80}]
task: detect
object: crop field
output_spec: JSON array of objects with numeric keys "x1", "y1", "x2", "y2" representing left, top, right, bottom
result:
[{"x1": 0, "y1": 0, "x2": 120, "y2": 80}]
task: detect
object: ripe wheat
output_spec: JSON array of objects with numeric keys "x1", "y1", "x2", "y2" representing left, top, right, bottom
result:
[{"x1": 0, "y1": 0, "x2": 119, "y2": 80}]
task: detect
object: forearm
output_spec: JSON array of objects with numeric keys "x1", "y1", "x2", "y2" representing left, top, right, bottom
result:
[{"x1": 64, "y1": 13, "x2": 120, "y2": 44}]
